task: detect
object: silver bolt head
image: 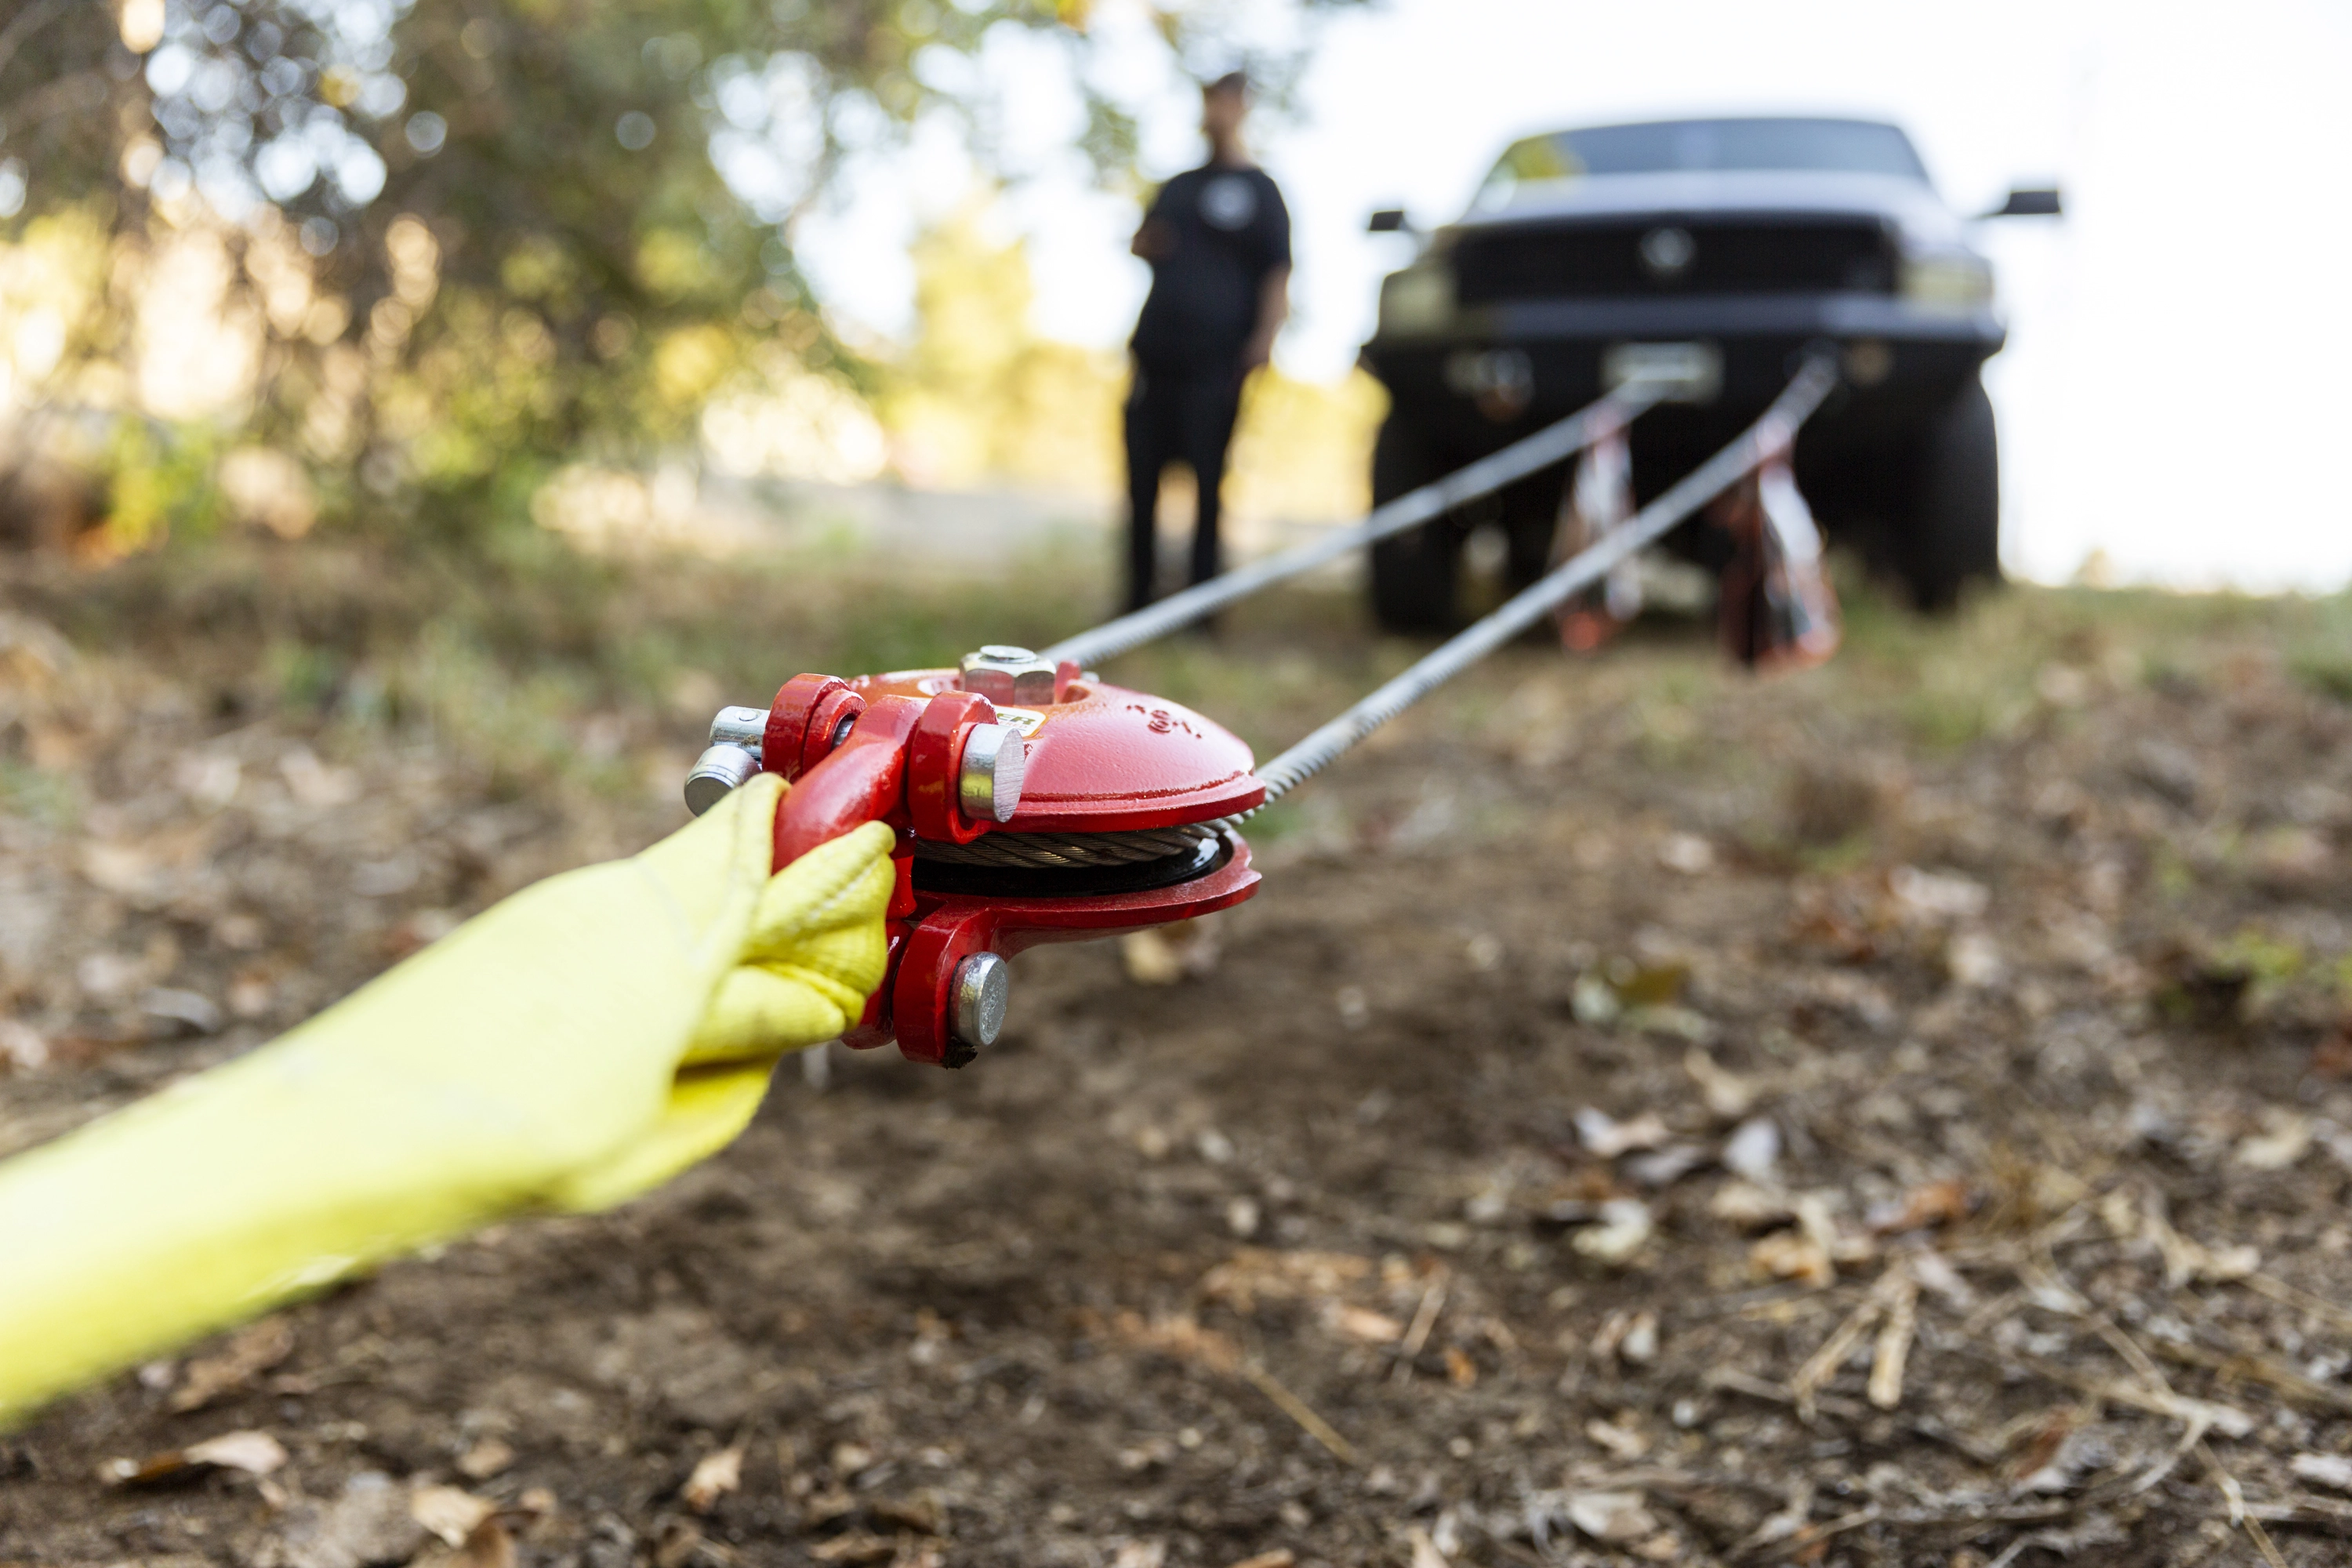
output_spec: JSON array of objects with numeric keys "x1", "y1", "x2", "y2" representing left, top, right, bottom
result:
[
  {"x1": 957, "y1": 721, "x2": 1025, "y2": 823},
  {"x1": 684, "y1": 742, "x2": 761, "y2": 816},
  {"x1": 958, "y1": 645, "x2": 1059, "y2": 706},
  {"x1": 709, "y1": 705, "x2": 768, "y2": 750},
  {"x1": 951, "y1": 951, "x2": 1011, "y2": 1048}
]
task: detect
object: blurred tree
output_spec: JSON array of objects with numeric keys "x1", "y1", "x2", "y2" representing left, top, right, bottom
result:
[
  {"x1": 0, "y1": 0, "x2": 1360, "y2": 546},
  {"x1": 882, "y1": 199, "x2": 1122, "y2": 492}
]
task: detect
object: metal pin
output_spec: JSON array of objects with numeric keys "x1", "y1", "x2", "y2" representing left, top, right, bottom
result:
[
  {"x1": 684, "y1": 743, "x2": 760, "y2": 816},
  {"x1": 957, "y1": 722, "x2": 1025, "y2": 823},
  {"x1": 951, "y1": 952, "x2": 1010, "y2": 1050}
]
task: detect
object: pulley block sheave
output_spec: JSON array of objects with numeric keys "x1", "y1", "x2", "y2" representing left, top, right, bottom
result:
[{"x1": 688, "y1": 650, "x2": 1265, "y2": 1069}]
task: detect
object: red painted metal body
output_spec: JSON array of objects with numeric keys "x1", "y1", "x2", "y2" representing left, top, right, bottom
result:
[{"x1": 759, "y1": 667, "x2": 1264, "y2": 1067}]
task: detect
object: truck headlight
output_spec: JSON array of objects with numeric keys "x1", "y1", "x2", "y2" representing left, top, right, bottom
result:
[
  {"x1": 1900, "y1": 250, "x2": 1994, "y2": 310},
  {"x1": 1378, "y1": 264, "x2": 1454, "y2": 336}
]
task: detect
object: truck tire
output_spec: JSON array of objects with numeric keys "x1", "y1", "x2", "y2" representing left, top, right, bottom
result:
[
  {"x1": 1896, "y1": 376, "x2": 2001, "y2": 611},
  {"x1": 1367, "y1": 415, "x2": 1461, "y2": 633}
]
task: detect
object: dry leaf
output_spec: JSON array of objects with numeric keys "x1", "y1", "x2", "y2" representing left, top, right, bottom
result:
[
  {"x1": 1947, "y1": 931, "x2": 2005, "y2": 988},
  {"x1": 1751, "y1": 1230, "x2": 1835, "y2": 1288},
  {"x1": 1121, "y1": 920, "x2": 1218, "y2": 985},
  {"x1": 808, "y1": 1532, "x2": 897, "y2": 1565},
  {"x1": 1867, "y1": 1178, "x2": 1974, "y2": 1234},
  {"x1": 1405, "y1": 1527, "x2": 1452, "y2": 1568},
  {"x1": 1574, "y1": 1107, "x2": 1669, "y2": 1159},
  {"x1": 271, "y1": 1471, "x2": 426, "y2": 1568},
  {"x1": 411, "y1": 1484, "x2": 495, "y2": 1547},
  {"x1": 1889, "y1": 865, "x2": 1989, "y2": 922},
  {"x1": 170, "y1": 1316, "x2": 295, "y2": 1412},
  {"x1": 452, "y1": 1520, "x2": 517, "y2": 1568},
  {"x1": 1571, "y1": 1199, "x2": 1653, "y2": 1266},
  {"x1": 456, "y1": 1438, "x2": 515, "y2": 1480},
  {"x1": 1109, "y1": 1310, "x2": 1240, "y2": 1374},
  {"x1": 1221, "y1": 1553, "x2": 1296, "y2": 1568},
  {"x1": 2236, "y1": 1111, "x2": 2314, "y2": 1171},
  {"x1": 1584, "y1": 1416, "x2": 1648, "y2": 1460},
  {"x1": 1566, "y1": 1490, "x2": 1658, "y2": 1542},
  {"x1": 1720, "y1": 1117, "x2": 1781, "y2": 1182},
  {"x1": 1684, "y1": 1046, "x2": 1755, "y2": 1119},
  {"x1": 2291, "y1": 1453, "x2": 2352, "y2": 1493},
  {"x1": 1326, "y1": 1304, "x2": 1406, "y2": 1344},
  {"x1": 100, "y1": 1428, "x2": 288, "y2": 1486},
  {"x1": 870, "y1": 1493, "x2": 945, "y2": 1534},
  {"x1": 1200, "y1": 1248, "x2": 1373, "y2": 1314},
  {"x1": 1710, "y1": 1178, "x2": 1795, "y2": 1229},
  {"x1": 1657, "y1": 833, "x2": 1715, "y2": 874},
  {"x1": 681, "y1": 1444, "x2": 743, "y2": 1514}
]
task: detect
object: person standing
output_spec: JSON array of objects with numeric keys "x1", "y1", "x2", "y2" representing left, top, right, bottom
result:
[{"x1": 1123, "y1": 71, "x2": 1291, "y2": 612}]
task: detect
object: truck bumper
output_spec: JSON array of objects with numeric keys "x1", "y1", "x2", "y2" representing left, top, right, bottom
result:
[{"x1": 1362, "y1": 292, "x2": 2002, "y2": 464}]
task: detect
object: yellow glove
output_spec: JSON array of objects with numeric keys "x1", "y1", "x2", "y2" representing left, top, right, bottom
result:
[{"x1": 0, "y1": 773, "x2": 893, "y2": 1427}]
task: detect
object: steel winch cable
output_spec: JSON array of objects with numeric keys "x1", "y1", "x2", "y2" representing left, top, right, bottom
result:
[
  {"x1": 918, "y1": 356, "x2": 1840, "y2": 873},
  {"x1": 1039, "y1": 379, "x2": 1669, "y2": 671},
  {"x1": 1243, "y1": 353, "x2": 1839, "y2": 809}
]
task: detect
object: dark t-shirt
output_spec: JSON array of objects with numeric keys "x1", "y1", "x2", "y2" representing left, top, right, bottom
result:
[{"x1": 1130, "y1": 163, "x2": 1290, "y2": 375}]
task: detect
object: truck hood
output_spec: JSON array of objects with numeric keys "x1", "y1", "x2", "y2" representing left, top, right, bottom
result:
[{"x1": 1454, "y1": 169, "x2": 1967, "y2": 248}]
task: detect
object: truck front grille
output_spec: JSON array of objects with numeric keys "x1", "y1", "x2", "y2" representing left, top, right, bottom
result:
[{"x1": 1451, "y1": 218, "x2": 1896, "y2": 303}]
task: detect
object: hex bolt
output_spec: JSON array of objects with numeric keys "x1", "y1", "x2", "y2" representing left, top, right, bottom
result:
[
  {"x1": 950, "y1": 951, "x2": 1010, "y2": 1051},
  {"x1": 957, "y1": 721, "x2": 1025, "y2": 823},
  {"x1": 957, "y1": 645, "x2": 1059, "y2": 707},
  {"x1": 683, "y1": 743, "x2": 761, "y2": 816}
]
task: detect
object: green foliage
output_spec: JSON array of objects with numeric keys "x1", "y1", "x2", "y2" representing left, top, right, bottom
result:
[
  {"x1": 102, "y1": 420, "x2": 226, "y2": 552},
  {"x1": 2, "y1": 0, "x2": 1362, "y2": 548}
]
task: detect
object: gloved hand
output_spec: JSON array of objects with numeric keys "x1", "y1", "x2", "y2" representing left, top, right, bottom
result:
[{"x1": 0, "y1": 774, "x2": 894, "y2": 1426}]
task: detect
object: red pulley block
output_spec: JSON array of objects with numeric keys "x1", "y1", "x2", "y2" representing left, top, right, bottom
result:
[{"x1": 745, "y1": 653, "x2": 1265, "y2": 1069}]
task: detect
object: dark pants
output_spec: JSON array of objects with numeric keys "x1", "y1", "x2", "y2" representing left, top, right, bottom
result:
[{"x1": 1123, "y1": 363, "x2": 1241, "y2": 612}]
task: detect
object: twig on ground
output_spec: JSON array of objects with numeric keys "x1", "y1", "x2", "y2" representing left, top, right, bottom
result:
[
  {"x1": 2245, "y1": 1271, "x2": 2352, "y2": 1336},
  {"x1": 1743, "y1": 1504, "x2": 1882, "y2": 1563},
  {"x1": 2245, "y1": 1494, "x2": 2352, "y2": 1530},
  {"x1": 2200, "y1": 1439, "x2": 2290, "y2": 1568},
  {"x1": 1868, "y1": 1264, "x2": 1919, "y2": 1410},
  {"x1": 1792, "y1": 1261, "x2": 1913, "y2": 1421},
  {"x1": 1391, "y1": 1270, "x2": 1447, "y2": 1385},
  {"x1": 1239, "y1": 1361, "x2": 1358, "y2": 1467},
  {"x1": 1990, "y1": 1348, "x2": 2254, "y2": 1439},
  {"x1": 2151, "y1": 1336, "x2": 2352, "y2": 1417}
]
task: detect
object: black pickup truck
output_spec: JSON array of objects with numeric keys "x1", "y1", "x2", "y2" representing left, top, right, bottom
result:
[{"x1": 1359, "y1": 116, "x2": 2057, "y2": 627}]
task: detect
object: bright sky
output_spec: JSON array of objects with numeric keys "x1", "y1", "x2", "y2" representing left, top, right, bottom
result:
[{"x1": 797, "y1": 0, "x2": 2352, "y2": 593}]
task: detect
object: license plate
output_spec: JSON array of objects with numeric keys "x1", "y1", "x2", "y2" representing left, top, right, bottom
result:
[{"x1": 1603, "y1": 341, "x2": 1721, "y2": 404}]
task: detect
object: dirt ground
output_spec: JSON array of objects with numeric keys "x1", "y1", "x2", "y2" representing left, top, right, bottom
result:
[{"x1": 3, "y1": 540, "x2": 2351, "y2": 1567}]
